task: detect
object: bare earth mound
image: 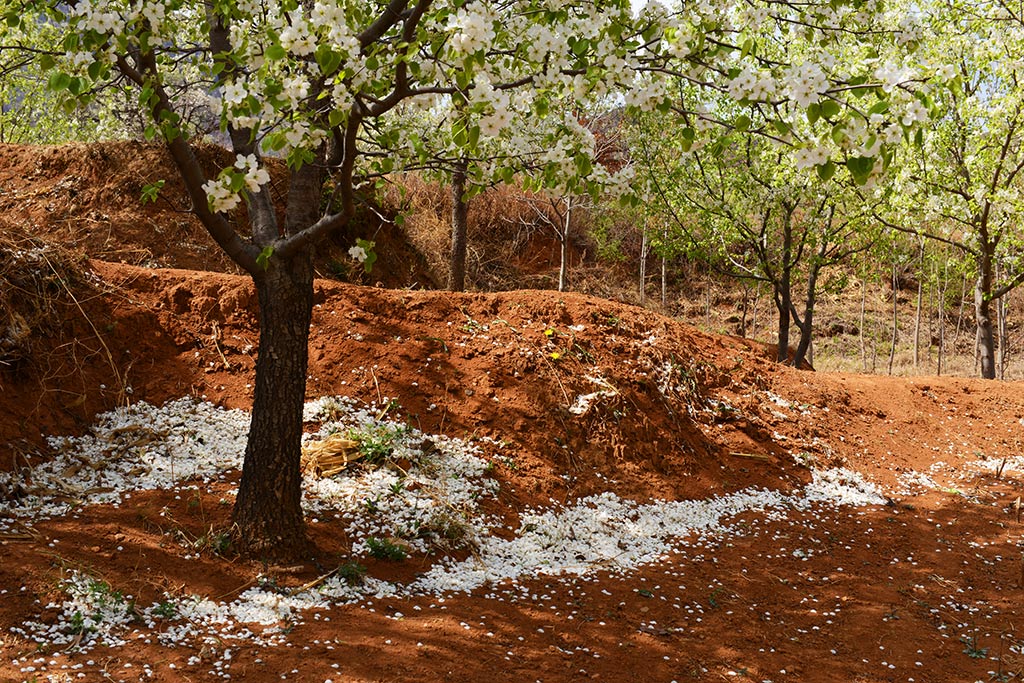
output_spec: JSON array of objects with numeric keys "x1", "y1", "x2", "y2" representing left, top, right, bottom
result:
[{"x1": 0, "y1": 142, "x2": 1023, "y2": 683}]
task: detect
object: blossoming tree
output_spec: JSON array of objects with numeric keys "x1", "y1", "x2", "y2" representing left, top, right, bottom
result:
[
  {"x1": 876, "y1": 0, "x2": 1024, "y2": 379},
  {"x1": 6, "y1": 0, "x2": 933, "y2": 557}
]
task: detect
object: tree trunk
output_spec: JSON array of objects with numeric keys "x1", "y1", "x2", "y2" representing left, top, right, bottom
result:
[
  {"x1": 792, "y1": 264, "x2": 820, "y2": 370},
  {"x1": 661, "y1": 251, "x2": 667, "y2": 309},
  {"x1": 860, "y1": 278, "x2": 868, "y2": 372},
  {"x1": 775, "y1": 281, "x2": 791, "y2": 363},
  {"x1": 639, "y1": 223, "x2": 648, "y2": 305},
  {"x1": 558, "y1": 197, "x2": 571, "y2": 292},
  {"x1": 997, "y1": 260, "x2": 1008, "y2": 380},
  {"x1": 913, "y1": 242, "x2": 924, "y2": 369},
  {"x1": 954, "y1": 271, "x2": 967, "y2": 346},
  {"x1": 937, "y1": 254, "x2": 947, "y2": 376},
  {"x1": 887, "y1": 264, "x2": 898, "y2": 375},
  {"x1": 976, "y1": 277, "x2": 997, "y2": 379},
  {"x1": 448, "y1": 159, "x2": 469, "y2": 292},
  {"x1": 231, "y1": 250, "x2": 315, "y2": 559}
]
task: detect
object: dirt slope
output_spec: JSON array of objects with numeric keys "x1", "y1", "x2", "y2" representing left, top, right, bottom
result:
[
  {"x1": 1, "y1": 142, "x2": 1023, "y2": 683},
  {"x1": 1, "y1": 259, "x2": 1022, "y2": 683}
]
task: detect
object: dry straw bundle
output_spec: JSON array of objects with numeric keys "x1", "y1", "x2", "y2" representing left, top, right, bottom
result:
[{"x1": 300, "y1": 433, "x2": 363, "y2": 478}]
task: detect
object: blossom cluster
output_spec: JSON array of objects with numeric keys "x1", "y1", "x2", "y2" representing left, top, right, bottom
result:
[
  {"x1": 201, "y1": 154, "x2": 271, "y2": 214},
  {"x1": 43, "y1": 0, "x2": 948, "y2": 204}
]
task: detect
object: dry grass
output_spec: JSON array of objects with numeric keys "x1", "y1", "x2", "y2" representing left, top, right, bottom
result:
[
  {"x1": 0, "y1": 226, "x2": 88, "y2": 370},
  {"x1": 385, "y1": 174, "x2": 579, "y2": 291}
]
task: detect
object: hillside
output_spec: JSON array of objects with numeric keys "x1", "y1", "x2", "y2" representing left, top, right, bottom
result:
[{"x1": 0, "y1": 143, "x2": 1023, "y2": 682}]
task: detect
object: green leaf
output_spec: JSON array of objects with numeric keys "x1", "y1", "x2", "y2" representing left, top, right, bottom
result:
[
  {"x1": 87, "y1": 60, "x2": 104, "y2": 81},
  {"x1": 773, "y1": 120, "x2": 790, "y2": 136},
  {"x1": 830, "y1": 123, "x2": 846, "y2": 145},
  {"x1": 328, "y1": 109, "x2": 346, "y2": 128},
  {"x1": 868, "y1": 100, "x2": 889, "y2": 116},
  {"x1": 265, "y1": 43, "x2": 286, "y2": 60},
  {"x1": 256, "y1": 246, "x2": 274, "y2": 270},
  {"x1": 67, "y1": 77, "x2": 85, "y2": 96},
  {"x1": 47, "y1": 71, "x2": 71, "y2": 92},
  {"x1": 681, "y1": 126, "x2": 695, "y2": 142},
  {"x1": 576, "y1": 154, "x2": 593, "y2": 176},
  {"x1": 734, "y1": 114, "x2": 751, "y2": 131},
  {"x1": 806, "y1": 102, "x2": 821, "y2": 125},
  {"x1": 740, "y1": 38, "x2": 754, "y2": 59},
  {"x1": 39, "y1": 54, "x2": 56, "y2": 71},
  {"x1": 816, "y1": 160, "x2": 835, "y2": 181},
  {"x1": 316, "y1": 45, "x2": 342, "y2": 75},
  {"x1": 140, "y1": 180, "x2": 165, "y2": 204},
  {"x1": 821, "y1": 100, "x2": 841, "y2": 119},
  {"x1": 845, "y1": 156, "x2": 874, "y2": 184}
]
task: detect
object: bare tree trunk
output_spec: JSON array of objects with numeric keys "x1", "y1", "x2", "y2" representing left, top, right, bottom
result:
[
  {"x1": 913, "y1": 242, "x2": 924, "y2": 370},
  {"x1": 448, "y1": 159, "x2": 470, "y2": 292},
  {"x1": 639, "y1": 222, "x2": 648, "y2": 306},
  {"x1": 792, "y1": 262, "x2": 820, "y2": 370},
  {"x1": 751, "y1": 282, "x2": 761, "y2": 333},
  {"x1": 661, "y1": 241, "x2": 668, "y2": 308},
  {"x1": 740, "y1": 283, "x2": 750, "y2": 338},
  {"x1": 954, "y1": 271, "x2": 967, "y2": 347},
  {"x1": 888, "y1": 264, "x2": 898, "y2": 376},
  {"x1": 704, "y1": 272, "x2": 712, "y2": 328},
  {"x1": 776, "y1": 282, "x2": 792, "y2": 364},
  {"x1": 937, "y1": 254, "x2": 947, "y2": 376},
  {"x1": 558, "y1": 197, "x2": 571, "y2": 292},
  {"x1": 997, "y1": 260, "x2": 1007, "y2": 380},
  {"x1": 860, "y1": 277, "x2": 868, "y2": 372},
  {"x1": 976, "y1": 257, "x2": 997, "y2": 380}
]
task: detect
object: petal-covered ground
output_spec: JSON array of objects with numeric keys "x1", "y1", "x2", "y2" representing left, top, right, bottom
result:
[{"x1": 1, "y1": 143, "x2": 1023, "y2": 683}]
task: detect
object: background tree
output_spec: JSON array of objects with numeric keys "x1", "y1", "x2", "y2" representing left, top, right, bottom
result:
[{"x1": 877, "y1": 0, "x2": 1024, "y2": 379}]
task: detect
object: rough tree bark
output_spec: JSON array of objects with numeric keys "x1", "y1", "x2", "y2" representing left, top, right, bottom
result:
[
  {"x1": 229, "y1": 158, "x2": 325, "y2": 558},
  {"x1": 231, "y1": 249, "x2": 315, "y2": 557},
  {"x1": 975, "y1": 276, "x2": 997, "y2": 379}
]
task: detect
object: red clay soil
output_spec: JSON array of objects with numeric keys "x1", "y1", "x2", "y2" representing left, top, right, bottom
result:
[{"x1": 0, "y1": 143, "x2": 1023, "y2": 683}]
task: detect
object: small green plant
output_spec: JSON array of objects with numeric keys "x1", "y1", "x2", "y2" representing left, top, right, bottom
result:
[
  {"x1": 153, "y1": 600, "x2": 177, "y2": 619},
  {"x1": 139, "y1": 179, "x2": 165, "y2": 203},
  {"x1": 335, "y1": 562, "x2": 367, "y2": 586},
  {"x1": 67, "y1": 610, "x2": 92, "y2": 636},
  {"x1": 416, "y1": 510, "x2": 470, "y2": 550},
  {"x1": 365, "y1": 537, "x2": 407, "y2": 561},
  {"x1": 962, "y1": 635, "x2": 989, "y2": 659},
  {"x1": 347, "y1": 423, "x2": 410, "y2": 464}
]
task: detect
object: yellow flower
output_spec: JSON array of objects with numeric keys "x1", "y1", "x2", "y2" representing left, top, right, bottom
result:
[
  {"x1": 550, "y1": 351, "x2": 561, "y2": 360},
  {"x1": 544, "y1": 328, "x2": 555, "y2": 337}
]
